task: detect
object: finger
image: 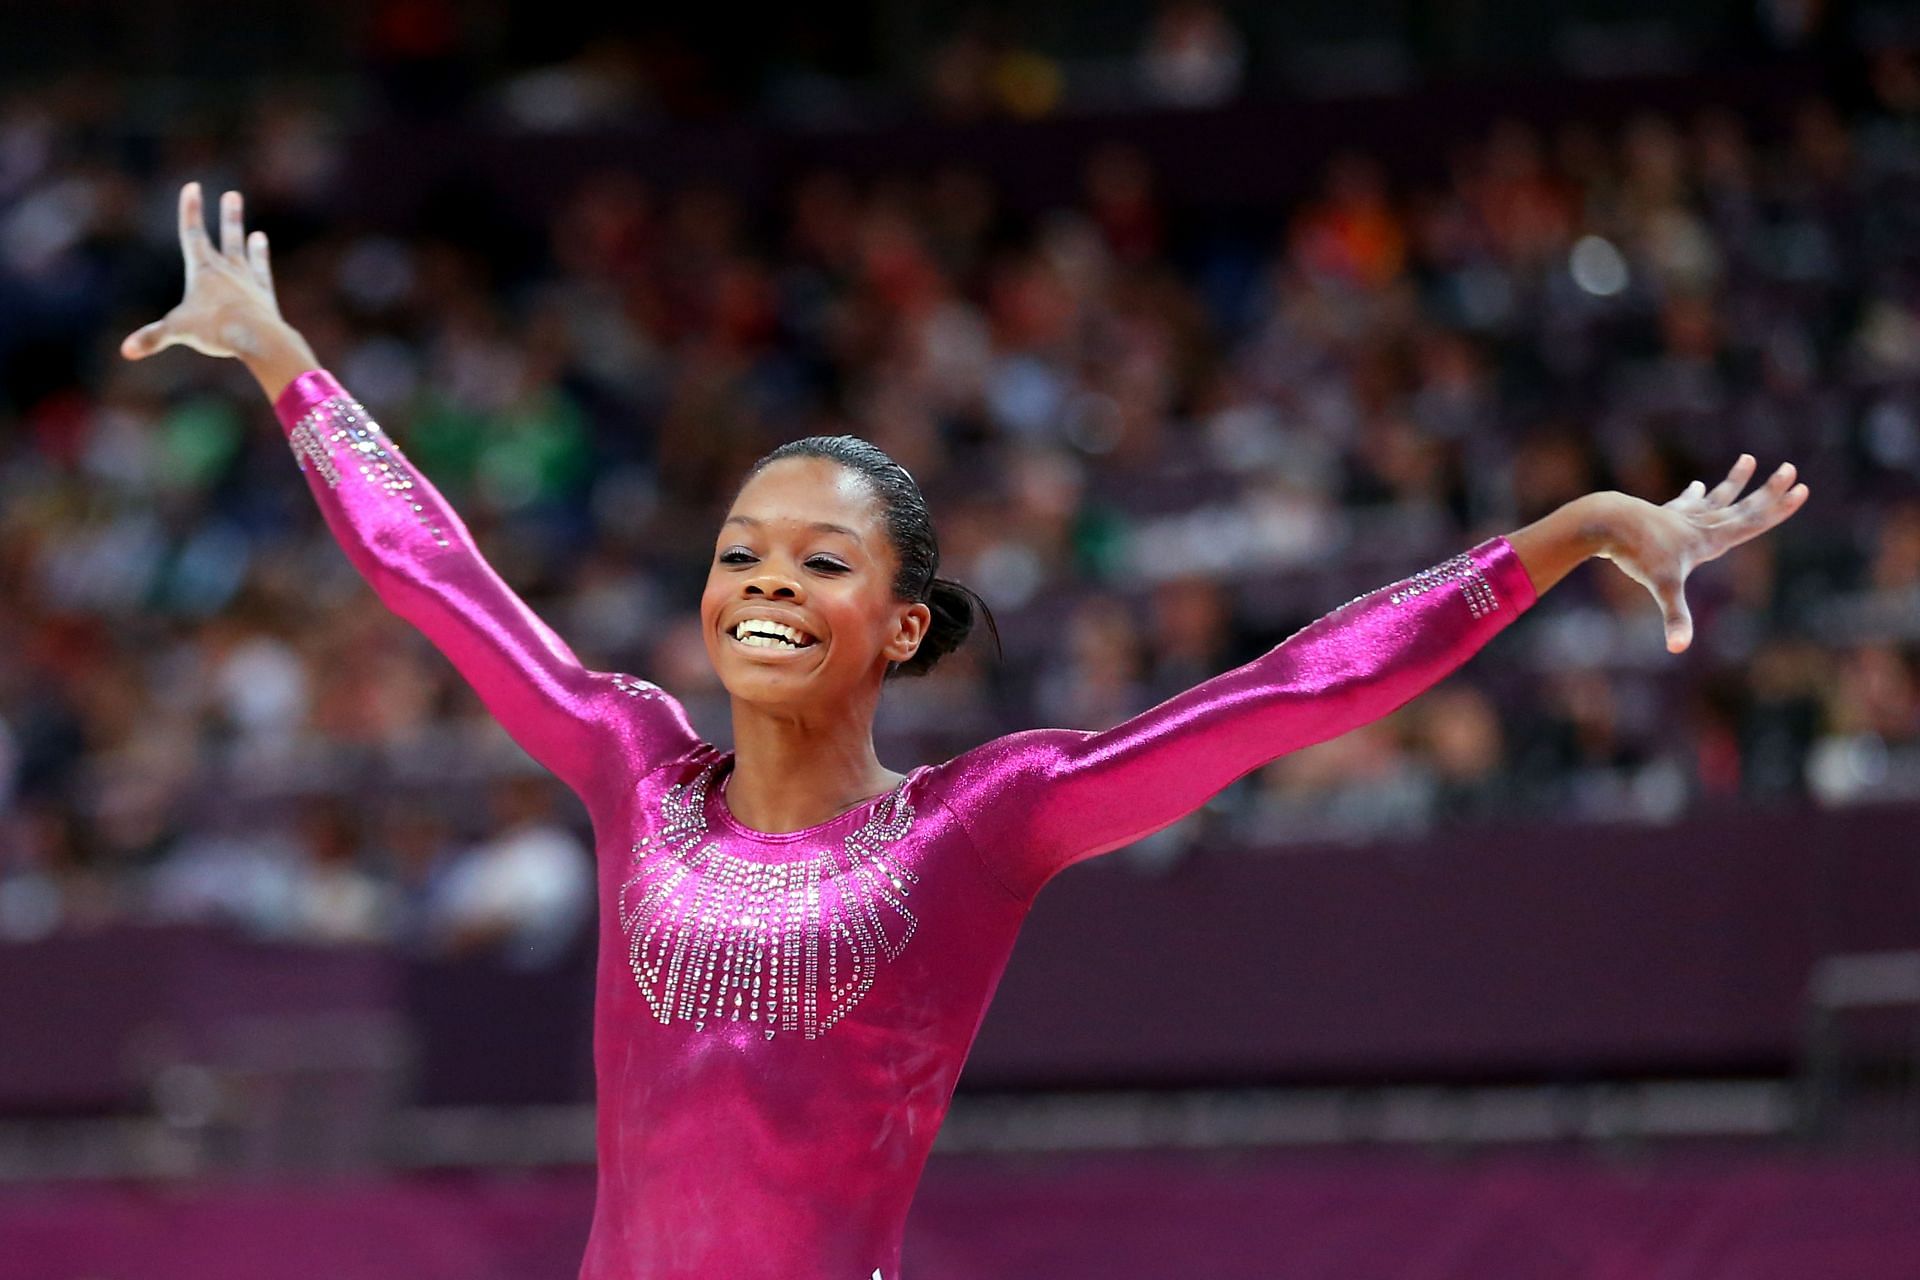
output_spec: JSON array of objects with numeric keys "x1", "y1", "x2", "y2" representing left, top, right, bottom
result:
[
  {"x1": 178, "y1": 182, "x2": 211, "y2": 276},
  {"x1": 1707, "y1": 477, "x2": 1810, "y2": 560},
  {"x1": 120, "y1": 319, "x2": 171, "y2": 360},
  {"x1": 1704, "y1": 453, "x2": 1755, "y2": 507},
  {"x1": 1739, "y1": 480, "x2": 1810, "y2": 534},
  {"x1": 220, "y1": 190, "x2": 245, "y2": 261},
  {"x1": 1726, "y1": 461, "x2": 1797, "y2": 521},
  {"x1": 247, "y1": 229, "x2": 277, "y2": 302},
  {"x1": 1658, "y1": 580, "x2": 1694, "y2": 654}
]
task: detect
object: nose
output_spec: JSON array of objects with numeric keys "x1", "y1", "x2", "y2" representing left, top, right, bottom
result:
[{"x1": 744, "y1": 569, "x2": 803, "y2": 602}]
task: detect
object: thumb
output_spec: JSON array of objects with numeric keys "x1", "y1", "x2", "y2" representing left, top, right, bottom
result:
[
  {"x1": 1658, "y1": 580, "x2": 1694, "y2": 654},
  {"x1": 120, "y1": 319, "x2": 171, "y2": 360}
]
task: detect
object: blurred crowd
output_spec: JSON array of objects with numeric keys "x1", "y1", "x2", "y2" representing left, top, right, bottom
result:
[{"x1": 2, "y1": 44, "x2": 1920, "y2": 958}]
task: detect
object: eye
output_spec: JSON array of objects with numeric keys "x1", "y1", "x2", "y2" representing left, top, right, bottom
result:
[
  {"x1": 807, "y1": 556, "x2": 850, "y2": 573},
  {"x1": 718, "y1": 549, "x2": 756, "y2": 566}
]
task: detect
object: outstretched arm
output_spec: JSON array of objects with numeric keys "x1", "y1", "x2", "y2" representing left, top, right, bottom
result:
[
  {"x1": 121, "y1": 183, "x2": 697, "y2": 801},
  {"x1": 946, "y1": 461, "x2": 1808, "y2": 901}
]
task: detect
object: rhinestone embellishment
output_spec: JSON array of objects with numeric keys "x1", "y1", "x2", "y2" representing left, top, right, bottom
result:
[
  {"x1": 610, "y1": 673, "x2": 666, "y2": 701},
  {"x1": 619, "y1": 761, "x2": 919, "y2": 1040},
  {"x1": 1387, "y1": 553, "x2": 1499, "y2": 619},
  {"x1": 287, "y1": 420, "x2": 341, "y2": 487},
  {"x1": 287, "y1": 394, "x2": 450, "y2": 548}
]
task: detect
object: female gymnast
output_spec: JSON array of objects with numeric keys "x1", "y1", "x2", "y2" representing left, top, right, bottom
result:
[{"x1": 121, "y1": 183, "x2": 1809, "y2": 1280}]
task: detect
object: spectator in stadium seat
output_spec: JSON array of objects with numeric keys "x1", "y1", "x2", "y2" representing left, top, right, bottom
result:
[{"x1": 429, "y1": 771, "x2": 592, "y2": 968}]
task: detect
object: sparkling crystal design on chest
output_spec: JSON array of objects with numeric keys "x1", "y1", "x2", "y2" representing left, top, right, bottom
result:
[{"x1": 619, "y1": 762, "x2": 918, "y2": 1040}]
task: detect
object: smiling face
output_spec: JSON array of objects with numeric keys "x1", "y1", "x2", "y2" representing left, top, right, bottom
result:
[{"x1": 700, "y1": 456, "x2": 931, "y2": 712}]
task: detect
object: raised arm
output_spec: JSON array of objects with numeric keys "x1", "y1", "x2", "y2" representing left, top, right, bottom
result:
[
  {"x1": 945, "y1": 462, "x2": 1808, "y2": 901},
  {"x1": 121, "y1": 183, "x2": 698, "y2": 801}
]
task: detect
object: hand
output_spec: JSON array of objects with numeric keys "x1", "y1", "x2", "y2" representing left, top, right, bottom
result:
[
  {"x1": 121, "y1": 182, "x2": 287, "y2": 363},
  {"x1": 1597, "y1": 454, "x2": 1810, "y2": 653}
]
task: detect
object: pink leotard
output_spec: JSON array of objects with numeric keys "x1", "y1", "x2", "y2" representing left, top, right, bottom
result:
[{"x1": 275, "y1": 369, "x2": 1537, "y2": 1280}]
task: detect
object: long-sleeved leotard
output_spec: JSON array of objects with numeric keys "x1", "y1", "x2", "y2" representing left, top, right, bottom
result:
[{"x1": 276, "y1": 369, "x2": 1537, "y2": 1280}]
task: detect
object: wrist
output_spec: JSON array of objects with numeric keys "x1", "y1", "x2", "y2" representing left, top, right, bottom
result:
[
  {"x1": 1568, "y1": 492, "x2": 1623, "y2": 558},
  {"x1": 239, "y1": 320, "x2": 320, "y2": 403},
  {"x1": 1508, "y1": 491, "x2": 1632, "y2": 596},
  {"x1": 1569, "y1": 491, "x2": 1645, "y2": 561}
]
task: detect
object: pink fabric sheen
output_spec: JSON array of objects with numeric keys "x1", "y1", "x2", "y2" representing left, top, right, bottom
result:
[{"x1": 273, "y1": 368, "x2": 1537, "y2": 1280}]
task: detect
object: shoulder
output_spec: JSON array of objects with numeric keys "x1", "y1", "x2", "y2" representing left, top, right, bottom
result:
[
  {"x1": 922, "y1": 726, "x2": 1089, "y2": 814},
  {"x1": 581, "y1": 672, "x2": 709, "y2": 782},
  {"x1": 913, "y1": 728, "x2": 1101, "y2": 906}
]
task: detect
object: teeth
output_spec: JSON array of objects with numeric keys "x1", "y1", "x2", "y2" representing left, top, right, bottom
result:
[{"x1": 732, "y1": 619, "x2": 810, "y2": 648}]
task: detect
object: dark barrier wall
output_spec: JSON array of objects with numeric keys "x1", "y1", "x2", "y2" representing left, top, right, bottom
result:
[
  {"x1": 5, "y1": 1156, "x2": 1920, "y2": 1280},
  {"x1": 970, "y1": 801, "x2": 1920, "y2": 1087},
  {"x1": 2, "y1": 802, "x2": 1914, "y2": 1111}
]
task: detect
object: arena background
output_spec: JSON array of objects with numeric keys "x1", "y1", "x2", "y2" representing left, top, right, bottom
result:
[{"x1": 3, "y1": 1, "x2": 1920, "y2": 1275}]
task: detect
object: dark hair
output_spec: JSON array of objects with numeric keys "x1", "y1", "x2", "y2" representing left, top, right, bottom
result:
[{"x1": 741, "y1": 436, "x2": 1000, "y2": 678}]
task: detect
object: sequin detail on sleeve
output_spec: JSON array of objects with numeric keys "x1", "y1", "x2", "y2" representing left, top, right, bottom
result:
[
  {"x1": 618, "y1": 762, "x2": 919, "y2": 1040},
  {"x1": 1388, "y1": 552, "x2": 1499, "y2": 619},
  {"x1": 611, "y1": 673, "x2": 666, "y2": 701},
  {"x1": 286, "y1": 419, "x2": 341, "y2": 488},
  {"x1": 287, "y1": 394, "x2": 450, "y2": 548}
]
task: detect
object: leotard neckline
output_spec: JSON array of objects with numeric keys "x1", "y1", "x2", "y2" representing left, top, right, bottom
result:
[{"x1": 708, "y1": 751, "x2": 928, "y2": 843}]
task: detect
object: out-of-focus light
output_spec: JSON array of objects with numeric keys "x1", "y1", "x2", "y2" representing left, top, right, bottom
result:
[
  {"x1": 153, "y1": 1063, "x2": 222, "y2": 1129},
  {"x1": 1569, "y1": 235, "x2": 1629, "y2": 297},
  {"x1": 975, "y1": 542, "x2": 1043, "y2": 609},
  {"x1": 1808, "y1": 733, "x2": 1890, "y2": 805}
]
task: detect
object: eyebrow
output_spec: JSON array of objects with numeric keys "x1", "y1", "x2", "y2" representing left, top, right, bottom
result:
[{"x1": 723, "y1": 514, "x2": 865, "y2": 543}]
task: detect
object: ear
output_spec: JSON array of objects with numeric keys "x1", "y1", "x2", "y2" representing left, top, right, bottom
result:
[{"x1": 883, "y1": 600, "x2": 932, "y2": 665}]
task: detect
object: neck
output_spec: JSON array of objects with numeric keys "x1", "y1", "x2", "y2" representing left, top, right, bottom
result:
[{"x1": 723, "y1": 686, "x2": 901, "y2": 834}]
